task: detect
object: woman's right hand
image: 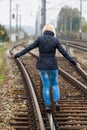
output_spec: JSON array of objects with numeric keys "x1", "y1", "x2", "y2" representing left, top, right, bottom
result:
[{"x1": 11, "y1": 54, "x2": 15, "y2": 58}]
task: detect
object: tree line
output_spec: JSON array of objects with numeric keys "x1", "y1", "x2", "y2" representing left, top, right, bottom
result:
[{"x1": 57, "y1": 6, "x2": 87, "y2": 33}]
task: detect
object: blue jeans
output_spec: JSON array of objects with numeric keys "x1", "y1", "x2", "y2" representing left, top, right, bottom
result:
[{"x1": 39, "y1": 70, "x2": 60, "y2": 106}]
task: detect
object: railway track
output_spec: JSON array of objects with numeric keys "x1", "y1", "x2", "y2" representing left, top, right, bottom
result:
[
  {"x1": 60, "y1": 39, "x2": 87, "y2": 47},
  {"x1": 10, "y1": 42, "x2": 87, "y2": 130},
  {"x1": 57, "y1": 57, "x2": 87, "y2": 88},
  {"x1": 60, "y1": 39, "x2": 87, "y2": 53}
]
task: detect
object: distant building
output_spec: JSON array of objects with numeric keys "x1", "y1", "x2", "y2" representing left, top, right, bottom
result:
[{"x1": 10, "y1": 29, "x2": 27, "y2": 42}]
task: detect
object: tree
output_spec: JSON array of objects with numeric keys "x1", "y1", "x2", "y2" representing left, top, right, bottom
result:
[
  {"x1": 0, "y1": 24, "x2": 9, "y2": 42},
  {"x1": 57, "y1": 6, "x2": 80, "y2": 32},
  {"x1": 82, "y1": 18, "x2": 87, "y2": 32}
]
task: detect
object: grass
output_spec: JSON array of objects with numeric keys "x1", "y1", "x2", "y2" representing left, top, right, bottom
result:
[{"x1": 0, "y1": 45, "x2": 7, "y2": 84}]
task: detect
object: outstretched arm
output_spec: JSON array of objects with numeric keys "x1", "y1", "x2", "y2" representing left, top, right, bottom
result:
[
  {"x1": 56, "y1": 39, "x2": 79, "y2": 66},
  {"x1": 11, "y1": 38, "x2": 39, "y2": 58}
]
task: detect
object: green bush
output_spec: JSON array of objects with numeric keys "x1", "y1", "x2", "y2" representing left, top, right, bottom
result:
[{"x1": 0, "y1": 46, "x2": 7, "y2": 84}]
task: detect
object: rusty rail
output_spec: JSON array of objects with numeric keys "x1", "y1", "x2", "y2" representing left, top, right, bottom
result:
[
  {"x1": 59, "y1": 68, "x2": 87, "y2": 92},
  {"x1": 16, "y1": 58, "x2": 45, "y2": 130},
  {"x1": 10, "y1": 46, "x2": 46, "y2": 130}
]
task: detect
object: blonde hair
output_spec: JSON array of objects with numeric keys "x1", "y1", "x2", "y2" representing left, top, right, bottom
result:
[{"x1": 42, "y1": 24, "x2": 56, "y2": 37}]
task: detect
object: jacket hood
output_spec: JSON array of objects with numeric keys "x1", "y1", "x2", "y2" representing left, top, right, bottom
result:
[{"x1": 43, "y1": 30, "x2": 54, "y2": 36}]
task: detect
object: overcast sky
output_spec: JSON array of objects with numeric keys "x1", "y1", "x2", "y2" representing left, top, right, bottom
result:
[{"x1": 0, "y1": 0, "x2": 87, "y2": 28}]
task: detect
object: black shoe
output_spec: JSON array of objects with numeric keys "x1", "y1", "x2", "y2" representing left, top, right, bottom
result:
[
  {"x1": 45, "y1": 106, "x2": 52, "y2": 113},
  {"x1": 55, "y1": 102, "x2": 60, "y2": 111}
]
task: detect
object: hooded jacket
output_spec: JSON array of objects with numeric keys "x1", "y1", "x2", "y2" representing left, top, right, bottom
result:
[{"x1": 14, "y1": 30, "x2": 77, "y2": 70}]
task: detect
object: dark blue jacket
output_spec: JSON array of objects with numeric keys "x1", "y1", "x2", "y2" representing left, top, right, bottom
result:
[{"x1": 14, "y1": 31, "x2": 77, "y2": 70}]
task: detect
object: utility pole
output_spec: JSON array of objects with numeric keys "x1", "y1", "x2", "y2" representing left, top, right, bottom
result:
[
  {"x1": 70, "y1": 7, "x2": 72, "y2": 33},
  {"x1": 36, "y1": 7, "x2": 41, "y2": 36},
  {"x1": 16, "y1": 4, "x2": 18, "y2": 40},
  {"x1": 16, "y1": 4, "x2": 18, "y2": 32},
  {"x1": 79, "y1": 0, "x2": 82, "y2": 40},
  {"x1": 70, "y1": 17, "x2": 72, "y2": 32},
  {"x1": 35, "y1": 13, "x2": 38, "y2": 37},
  {"x1": 41, "y1": 0, "x2": 46, "y2": 32},
  {"x1": 19, "y1": 14, "x2": 21, "y2": 30},
  {"x1": 9, "y1": 0, "x2": 12, "y2": 43},
  {"x1": 64, "y1": 18, "x2": 67, "y2": 33},
  {"x1": 38, "y1": 6, "x2": 41, "y2": 35}
]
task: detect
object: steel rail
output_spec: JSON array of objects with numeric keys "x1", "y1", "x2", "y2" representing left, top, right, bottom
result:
[
  {"x1": 76, "y1": 65, "x2": 87, "y2": 79},
  {"x1": 68, "y1": 44, "x2": 87, "y2": 52},
  {"x1": 61, "y1": 40, "x2": 87, "y2": 52},
  {"x1": 15, "y1": 58, "x2": 45, "y2": 130},
  {"x1": 61, "y1": 39, "x2": 87, "y2": 47},
  {"x1": 47, "y1": 114, "x2": 56, "y2": 130},
  {"x1": 59, "y1": 68, "x2": 87, "y2": 92},
  {"x1": 10, "y1": 46, "x2": 46, "y2": 130}
]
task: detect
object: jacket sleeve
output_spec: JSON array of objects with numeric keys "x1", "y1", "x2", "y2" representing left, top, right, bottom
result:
[
  {"x1": 56, "y1": 39, "x2": 77, "y2": 65},
  {"x1": 14, "y1": 38, "x2": 40, "y2": 58}
]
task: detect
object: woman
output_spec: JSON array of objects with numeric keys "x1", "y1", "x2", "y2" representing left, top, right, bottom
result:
[{"x1": 10, "y1": 24, "x2": 80, "y2": 113}]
